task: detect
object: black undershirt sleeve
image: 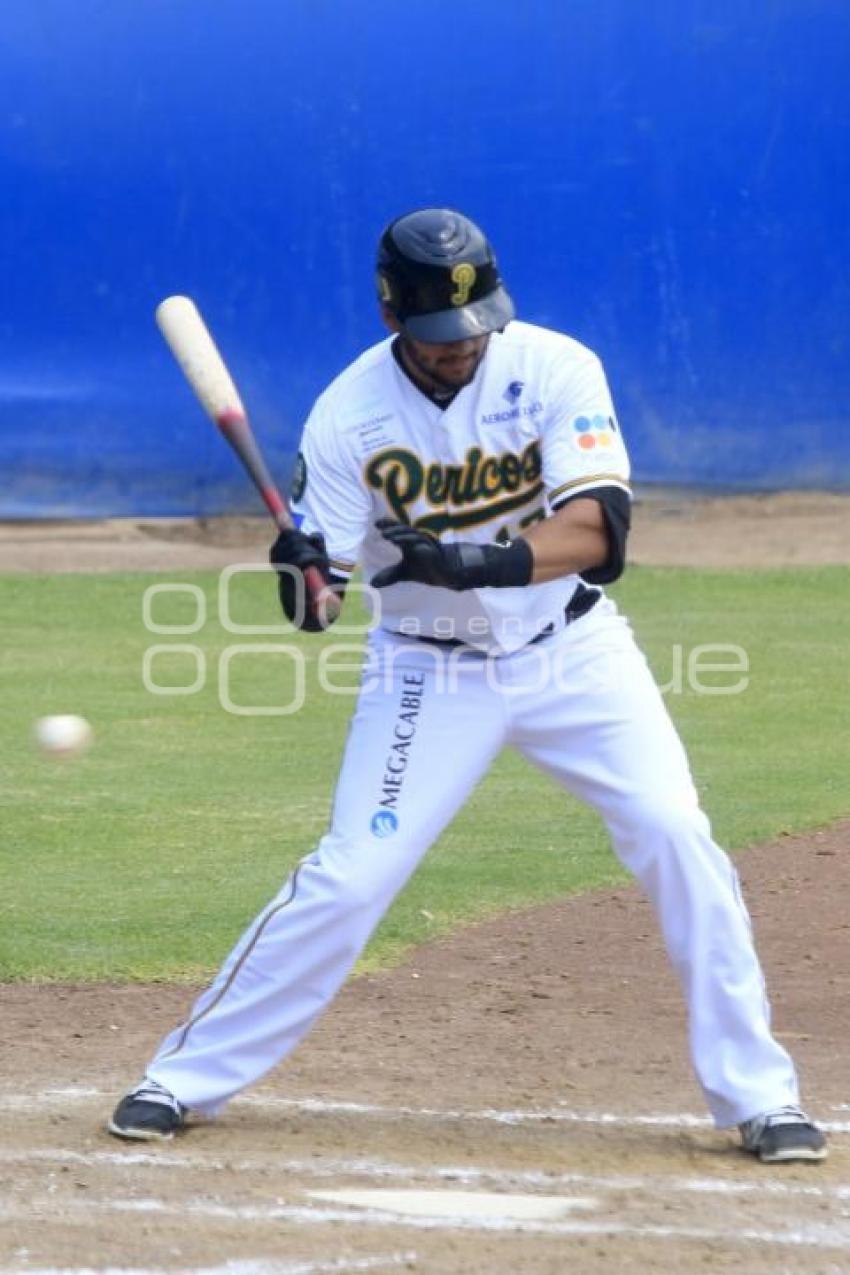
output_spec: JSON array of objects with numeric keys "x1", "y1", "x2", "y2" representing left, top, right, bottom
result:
[{"x1": 550, "y1": 485, "x2": 631, "y2": 585}]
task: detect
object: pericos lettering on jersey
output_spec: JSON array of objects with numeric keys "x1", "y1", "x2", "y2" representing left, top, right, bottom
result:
[
  {"x1": 377, "y1": 672, "x2": 425, "y2": 811},
  {"x1": 365, "y1": 443, "x2": 543, "y2": 536}
]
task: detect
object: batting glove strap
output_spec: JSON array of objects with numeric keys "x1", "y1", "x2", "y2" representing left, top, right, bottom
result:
[{"x1": 372, "y1": 520, "x2": 533, "y2": 591}]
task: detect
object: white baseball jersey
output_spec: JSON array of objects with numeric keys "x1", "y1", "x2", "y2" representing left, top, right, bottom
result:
[{"x1": 292, "y1": 320, "x2": 631, "y2": 654}]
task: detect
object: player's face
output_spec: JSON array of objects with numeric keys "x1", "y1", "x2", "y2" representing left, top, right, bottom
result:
[
  {"x1": 383, "y1": 309, "x2": 490, "y2": 393},
  {"x1": 400, "y1": 332, "x2": 490, "y2": 391}
]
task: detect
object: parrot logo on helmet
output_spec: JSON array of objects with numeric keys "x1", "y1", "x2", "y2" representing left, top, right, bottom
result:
[{"x1": 450, "y1": 263, "x2": 477, "y2": 307}]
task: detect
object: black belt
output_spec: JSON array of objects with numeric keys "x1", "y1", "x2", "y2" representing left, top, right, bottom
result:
[{"x1": 407, "y1": 583, "x2": 601, "y2": 652}]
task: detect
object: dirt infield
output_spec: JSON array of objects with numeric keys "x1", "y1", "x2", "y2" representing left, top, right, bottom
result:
[
  {"x1": 1, "y1": 489, "x2": 849, "y2": 574},
  {"x1": 1, "y1": 496, "x2": 848, "y2": 1272},
  {"x1": 1, "y1": 823, "x2": 848, "y2": 1273}
]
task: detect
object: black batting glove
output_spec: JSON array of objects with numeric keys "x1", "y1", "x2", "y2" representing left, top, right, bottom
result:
[
  {"x1": 371, "y1": 519, "x2": 533, "y2": 591},
  {"x1": 270, "y1": 528, "x2": 333, "y2": 631},
  {"x1": 269, "y1": 527, "x2": 330, "y2": 573}
]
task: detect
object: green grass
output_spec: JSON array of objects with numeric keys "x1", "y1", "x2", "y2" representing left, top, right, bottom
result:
[{"x1": 1, "y1": 566, "x2": 847, "y2": 981}]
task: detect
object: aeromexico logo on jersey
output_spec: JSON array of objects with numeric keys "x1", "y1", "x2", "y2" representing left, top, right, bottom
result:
[
  {"x1": 371, "y1": 671, "x2": 426, "y2": 835},
  {"x1": 482, "y1": 398, "x2": 543, "y2": 424},
  {"x1": 365, "y1": 442, "x2": 543, "y2": 535}
]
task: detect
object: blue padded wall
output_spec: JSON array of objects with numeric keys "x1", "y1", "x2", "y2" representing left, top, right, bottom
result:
[{"x1": 1, "y1": 0, "x2": 848, "y2": 516}]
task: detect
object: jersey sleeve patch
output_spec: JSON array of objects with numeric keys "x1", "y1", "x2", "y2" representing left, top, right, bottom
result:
[
  {"x1": 540, "y1": 350, "x2": 631, "y2": 506},
  {"x1": 290, "y1": 451, "x2": 307, "y2": 502},
  {"x1": 292, "y1": 402, "x2": 372, "y2": 570},
  {"x1": 571, "y1": 413, "x2": 620, "y2": 453}
]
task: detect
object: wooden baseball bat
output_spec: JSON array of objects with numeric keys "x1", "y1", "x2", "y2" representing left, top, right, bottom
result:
[{"x1": 155, "y1": 295, "x2": 339, "y2": 622}]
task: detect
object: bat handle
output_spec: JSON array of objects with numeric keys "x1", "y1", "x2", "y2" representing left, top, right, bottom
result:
[
  {"x1": 213, "y1": 410, "x2": 340, "y2": 625},
  {"x1": 303, "y1": 564, "x2": 342, "y2": 624}
]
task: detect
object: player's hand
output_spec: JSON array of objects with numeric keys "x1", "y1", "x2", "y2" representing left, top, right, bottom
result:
[
  {"x1": 371, "y1": 519, "x2": 492, "y2": 591},
  {"x1": 270, "y1": 529, "x2": 336, "y2": 631},
  {"x1": 269, "y1": 528, "x2": 330, "y2": 574}
]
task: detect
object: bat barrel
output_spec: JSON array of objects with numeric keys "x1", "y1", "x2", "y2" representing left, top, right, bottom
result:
[{"x1": 156, "y1": 294, "x2": 340, "y2": 623}]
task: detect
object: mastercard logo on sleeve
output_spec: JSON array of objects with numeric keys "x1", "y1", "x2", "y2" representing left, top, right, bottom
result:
[{"x1": 572, "y1": 414, "x2": 618, "y2": 450}]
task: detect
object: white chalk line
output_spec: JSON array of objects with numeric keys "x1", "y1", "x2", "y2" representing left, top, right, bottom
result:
[
  {"x1": 3, "y1": 1194, "x2": 850, "y2": 1248},
  {"x1": 238, "y1": 1094, "x2": 850, "y2": 1135},
  {"x1": 3, "y1": 1087, "x2": 849, "y2": 1134},
  {"x1": 4, "y1": 1146, "x2": 850, "y2": 1203},
  {"x1": 239, "y1": 1094, "x2": 717, "y2": 1127},
  {"x1": 0, "y1": 1257, "x2": 417, "y2": 1275}
]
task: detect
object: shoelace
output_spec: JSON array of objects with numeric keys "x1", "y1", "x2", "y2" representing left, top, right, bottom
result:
[
  {"x1": 740, "y1": 1104, "x2": 810, "y2": 1139},
  {"x1": 762, "y1": 1105, "x2": 809, "y2": 1128},
  {"x1": 131, "y1": 1079, "x2": 182, "y2": 1111}
]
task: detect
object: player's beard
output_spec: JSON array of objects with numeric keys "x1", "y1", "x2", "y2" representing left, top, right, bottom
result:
[{"x1": 398, "y1": 335, "x2": 489, "y2": 395}]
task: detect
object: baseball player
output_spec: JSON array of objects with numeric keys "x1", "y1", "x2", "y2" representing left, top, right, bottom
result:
[{"x1": 109, "y1": 208, "x2": 826, "y2": 1164}]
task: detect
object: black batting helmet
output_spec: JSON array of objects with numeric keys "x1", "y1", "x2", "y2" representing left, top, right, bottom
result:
[{"x1": 376, "y1": 208, "x2": 515, "y2": 342}]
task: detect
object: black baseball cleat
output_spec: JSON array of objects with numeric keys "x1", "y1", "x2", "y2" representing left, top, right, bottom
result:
[
  {"x1": 738, "y1": 1105, "x2": 827, "y2": 1163},
  {"x1": 107, "y1": 1079, "x2": 186, "y2": 1142}
]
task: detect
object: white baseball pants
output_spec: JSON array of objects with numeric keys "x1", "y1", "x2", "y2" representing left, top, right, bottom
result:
[{"x1": 147, "y1": 602, "x2": 799, "y2": 1127}]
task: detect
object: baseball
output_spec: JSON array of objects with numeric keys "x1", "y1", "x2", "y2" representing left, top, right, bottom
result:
[{"x1": 34, "y1": 714, "x2": 94, "y2": 758}]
